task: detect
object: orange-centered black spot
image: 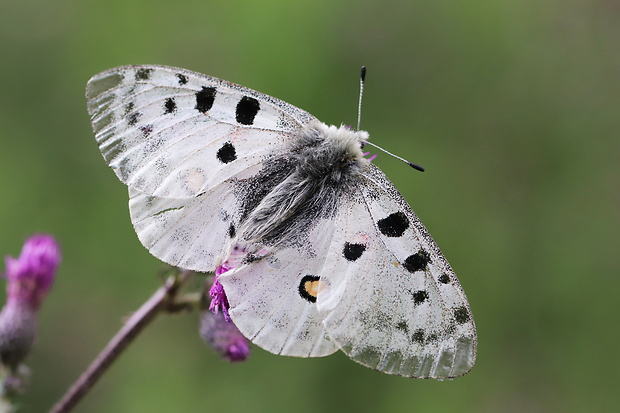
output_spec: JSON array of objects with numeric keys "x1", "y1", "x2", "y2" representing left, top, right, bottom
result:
[{"x1": 299, "y1": 275, "x2": 321, "y2": 303}]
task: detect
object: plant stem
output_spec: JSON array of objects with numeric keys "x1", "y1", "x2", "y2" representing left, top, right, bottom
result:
[{"x1": 48, "y1": 269, "x2": 192, "y2": 413}]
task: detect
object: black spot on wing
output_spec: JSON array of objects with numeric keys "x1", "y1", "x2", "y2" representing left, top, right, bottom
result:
[
  {"x1": 411, "y1": 290, "x2": 429, "y2": 305},
  {"x1": 439, "y1": 273, "x2": 451, "y2": 284},
  {"x1": 195, "y1": 86, "x2": 216, "y2": 113},
  {"x1": 411, "y1": 329, "x2": 425, "y2": 344},
  {"x1": 139, "y1": 124, "x2": 153, "y2": 137},
  {"x1": 377, "y1": 212, "x2": 409, "y2": 237},
  {"x1": 426, "y1": 332, "x2": 439, "y2": 343},
  {"x1": 454, "y1": 307, "x2": 470, "y2": 324},
  {"x1": 403, "y1": 249, "x2": 431, "y2": 273},
  {"x1": 123, "y1": 102, "x2": 135, "y2": 116},
  {"x1": 135, "y1": 68, "x2": 152, "y2": 80},
  {"x1": 126, "y1": 112, "x2": 141, "y2": 126},
  {"x1": 228, "y1": 223, "x2": 236, "y2": 238},
  {"x1": 216, "y1": 142, "x2": 237, "y2": 164},
  {"x1": 176, "y1": 73, "x2": 188, "y2": 85},
  {"x1": 236, "y1": 96, "x2": 260, "y2": 125},
  {"x1": 343, "y1": 242, "x2": 366, "y2": 261},
  {"x1": 164, "y1": 97, "x2": 176, "y2": 114},
  {"x1": 395, "y1": 321, "x2": 409, "y2": 335}
]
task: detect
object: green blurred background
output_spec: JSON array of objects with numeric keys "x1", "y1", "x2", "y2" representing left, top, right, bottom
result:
[{"x1": 1, "y1": 0, "x2": 619, "y2": 412}]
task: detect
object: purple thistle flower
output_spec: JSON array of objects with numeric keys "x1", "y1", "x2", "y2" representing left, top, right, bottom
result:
[
  {"x1": 199, "y1": 309, "x2": 250, "y2": 362},
  {"x1": 0, "y1": 234, "x2": 60, "y2": 370},
  {"x1": 209, "y1": 266, "x2": 231, "y2": 322},
  {"x1": 203, "y1": 244, "x2": 269, "y2": 361},
  {"x1": 4, "y1": 234, "x2": 60, "y2": 310},
  {"x1": 208, "y1": 244, "x2": 253, "y2": 322}
]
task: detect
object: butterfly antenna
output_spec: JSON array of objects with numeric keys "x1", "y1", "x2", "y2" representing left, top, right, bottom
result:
[
  {"x1": 363, "y1": 141, "x2": 425, "y2": 172},
  {"x1": 356, "y1": 66, "x2": 366, "y2": 130},
  {"x1": 356, "y1": 66, "x2": 424, "y2": 172}
]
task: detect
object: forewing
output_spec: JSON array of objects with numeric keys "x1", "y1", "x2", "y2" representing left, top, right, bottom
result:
[
  {"x1": 86, "y1": 65, "x2": 316, "y2": 198},
  {"x1": 129, "y1": 180, "x2": 240, "y2": 272},
  {"x1": 218, "y1": 220, "x2": 339, "y2": 357},
  {"x1": 316, "y1": 164, "x2": 476, "y2": 378}
]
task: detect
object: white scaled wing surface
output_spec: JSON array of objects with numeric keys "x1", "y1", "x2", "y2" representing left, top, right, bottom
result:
[
  {"x1": 219, "y1": 221, "x2": 341, "y2": 358},
  {"x1": 86, "y1": 65, "x2": 315, "y2": 271},
  {"x1": 316, "y1": 164, "x2": 476, "y2": 378}
]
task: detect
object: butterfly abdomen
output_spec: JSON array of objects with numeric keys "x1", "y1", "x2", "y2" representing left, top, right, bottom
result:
[{"x1": 236, "y1": 121, "x2": 370, "y2": 247}]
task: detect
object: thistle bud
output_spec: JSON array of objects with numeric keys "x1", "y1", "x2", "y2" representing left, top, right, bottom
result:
[
  {"x1": 0, "y1": 235, "x2": 60, "y2": 370},
  {"x1": 199, "y1": 310, "x2": 250, "y2": 362}
]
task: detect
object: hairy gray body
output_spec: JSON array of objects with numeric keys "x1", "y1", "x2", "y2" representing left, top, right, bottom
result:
[{"x1": 235, "y1": 121, "x2": 370, "y2": 248}]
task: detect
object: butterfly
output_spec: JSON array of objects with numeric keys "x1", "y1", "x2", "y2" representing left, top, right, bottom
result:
[{"x1": 86, "y1": 65, "x2": 476, "y2": 378}]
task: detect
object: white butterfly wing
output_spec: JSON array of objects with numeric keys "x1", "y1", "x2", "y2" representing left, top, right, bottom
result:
[
  {"x1": 218, "y1": 218, "x2": 339, "y2": 357},
  {"x1": 87, "y1": 65, "x2": 476, "y2": 377},
  {"x1": 316, "y1": 164, "x2": 476, "y2": 378},
  {"x1": 87, "y1": 65, "x2": 315, "y2": 270},
  {"x1": 129, "y1": 182, "x2": 240, "y2": 271},
  {"x1": 86, "y1": 65, "x2": 316, "y2": 199}
]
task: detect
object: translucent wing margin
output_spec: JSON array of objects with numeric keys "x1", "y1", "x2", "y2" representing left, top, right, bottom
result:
[
  {"x1": 316, "y1": 164, "x2": 476, "y2": 378},
  {"x1": 86, "y1": 65, "x2": 316, "y2": 198}
]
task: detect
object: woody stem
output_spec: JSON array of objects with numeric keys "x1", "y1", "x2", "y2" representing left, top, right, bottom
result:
[{"x1": 48, "y1": 269, "x2": 192, "y2": 413}]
